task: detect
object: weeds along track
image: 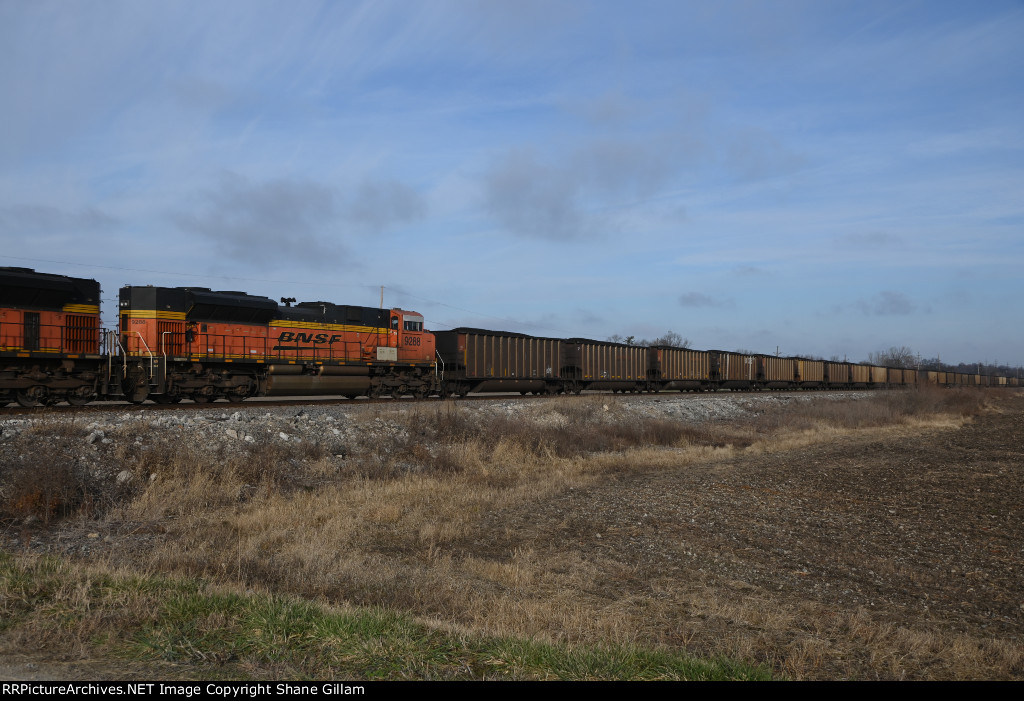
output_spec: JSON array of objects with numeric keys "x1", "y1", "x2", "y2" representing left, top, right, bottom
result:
[{"x1": 0, "y1": 390, "x2": 562, "y2": 417}]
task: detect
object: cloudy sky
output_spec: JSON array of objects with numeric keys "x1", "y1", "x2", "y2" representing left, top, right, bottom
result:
[{"x1": 2, "y1": 0, "x2": 1022, "y2": 365}]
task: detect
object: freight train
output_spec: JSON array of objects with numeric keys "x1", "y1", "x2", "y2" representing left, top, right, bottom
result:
[{"x1": 0, "y1": 267, "x2": 1016, "y2": 407}]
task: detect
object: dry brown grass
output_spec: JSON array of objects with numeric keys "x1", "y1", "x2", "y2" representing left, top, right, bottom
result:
[{"x1": 2, "y1": 387, "x2": 1019, "y2": 680}]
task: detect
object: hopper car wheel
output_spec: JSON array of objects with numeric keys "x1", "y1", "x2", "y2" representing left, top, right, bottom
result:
[{"x1": 226, "y1": 394, "x2": 245, "y2": 403}]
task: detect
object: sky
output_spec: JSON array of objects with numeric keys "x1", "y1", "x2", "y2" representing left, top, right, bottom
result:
[{"x1": 1, "y1": 0, "x2": 1022, "y2": 366}]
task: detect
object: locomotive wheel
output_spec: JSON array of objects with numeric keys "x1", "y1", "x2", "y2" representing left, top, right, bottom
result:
[
  {"x1": 15, "y1": 394, "x2": 39, "y2": 407},
  {"x1": 190, "y1": 385, "x2": 217, "y2": 404},
  {"x1": 224, "y1": 379, "x2": 254, "y2": 403},
  {"x1": 66, "y1": 387, "x2": 95, "y2": 407},
  {"x1": 16, "y1": 387, "x2": 46, "y2": 407}
]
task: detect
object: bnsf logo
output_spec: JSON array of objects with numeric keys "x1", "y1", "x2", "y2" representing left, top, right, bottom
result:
[{"x1": 278, "y1": 332, "x2": 342, "y2": 344}]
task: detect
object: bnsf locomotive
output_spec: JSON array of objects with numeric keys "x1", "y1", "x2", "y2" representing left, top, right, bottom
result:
[
  {"x1": 0, "y1": 267, "x2": 104, "y2": 406},
  {"x1": 0, "y1": 267, "x2": 1016, "y2": 407},
  {"x1": 117, "y1": 283, "x2": 435, "y2": 403}
]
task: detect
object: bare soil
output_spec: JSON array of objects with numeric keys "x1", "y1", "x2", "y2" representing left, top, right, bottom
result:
[{"x1": 457, "y1": 395, "x2": 1024, "y2": 678}]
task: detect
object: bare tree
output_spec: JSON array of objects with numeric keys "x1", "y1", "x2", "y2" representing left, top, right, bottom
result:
[
  {"x1": 650, "y1": 330, "x2": 691, "y2": 348},
  {"x1": 608, "y1": 330, "x2": 691, "y2": 348},
  {"x1": 866, "y1": 346, "x2": 916, "y2": 368},
  {"x1": 887, "y1": 346, "x2": 916, "y2": 368}
]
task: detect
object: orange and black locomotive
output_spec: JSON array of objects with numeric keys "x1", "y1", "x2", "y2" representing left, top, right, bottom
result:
[
  {"x1": 117, "y1": 283, "x2": 438, "y2": 403},
  {"x1": 0, "y1": 267, "x2": 105, "y2": 406}
]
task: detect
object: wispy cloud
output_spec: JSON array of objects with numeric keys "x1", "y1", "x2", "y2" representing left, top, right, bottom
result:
[
  {"x1": 0, "y1": 204, "x2": 118, "y2": 234},
  {"x1": 857, "y1": 290, "x2": 922, "y2": 316},
  {"x1": 836, "y1": 232, "x2": 904, "y2": 247},
  {"x1": 172, "y1": 173, "x2": 339, "y2": 266},
  {"x1": 346, "y1": 179, "x2": 426, "y2": 234},
  {"x1": 481, "y1": 149, "x2": 590, "y2": 241},
  {"x1": 171, "y1": 172, "x2": 425, "y2": 267},
  {"x1": 482, "y1": 131, "x2": 701, "y2": 240},
  {"x1": 679, "y1": 292, "x2": 734, "y2": 308}
]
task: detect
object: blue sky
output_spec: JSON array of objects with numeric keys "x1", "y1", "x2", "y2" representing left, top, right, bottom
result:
[{"x1": 2, "y1": 0, "x2": 1022, "y2": 366}]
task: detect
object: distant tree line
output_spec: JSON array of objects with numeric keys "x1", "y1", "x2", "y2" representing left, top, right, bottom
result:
[
  {"x1": 606, "y1": 331, "x2": 691, "y2": 348},
  {"x1": 864, "y1": 346, "x2": 1022, "y2": 377}
]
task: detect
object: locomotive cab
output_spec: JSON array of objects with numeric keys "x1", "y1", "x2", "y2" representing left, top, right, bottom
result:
[{"x1": 388, "y1": 309, "x2": 434, "y2": 364}]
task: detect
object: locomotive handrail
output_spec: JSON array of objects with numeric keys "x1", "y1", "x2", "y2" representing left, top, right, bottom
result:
[
  {"x1": 134, "y1": 331, "x2": 155, "y2": 379},
  {"x1": 106, "y1": 329, "x2": 128, "y2": 369}
]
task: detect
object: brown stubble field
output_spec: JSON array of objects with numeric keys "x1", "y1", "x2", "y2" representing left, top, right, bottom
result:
[{"x1": 2, "y1": 387, "x2": 1022, "y2": 680}]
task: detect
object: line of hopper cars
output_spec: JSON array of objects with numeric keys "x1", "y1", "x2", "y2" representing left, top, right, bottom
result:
[{"x1": 0, "y1": 267, "x2": 1017, "y2": 407}]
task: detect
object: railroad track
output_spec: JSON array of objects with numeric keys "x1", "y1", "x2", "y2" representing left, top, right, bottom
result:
[{"x1": 0, "y1": 387, "x2": 885, "y2": 418}]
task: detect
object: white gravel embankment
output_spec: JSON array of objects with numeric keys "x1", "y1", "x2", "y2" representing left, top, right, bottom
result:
[{"x1": 0, "y1": 392, "x2": 872, "y2": 470}]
